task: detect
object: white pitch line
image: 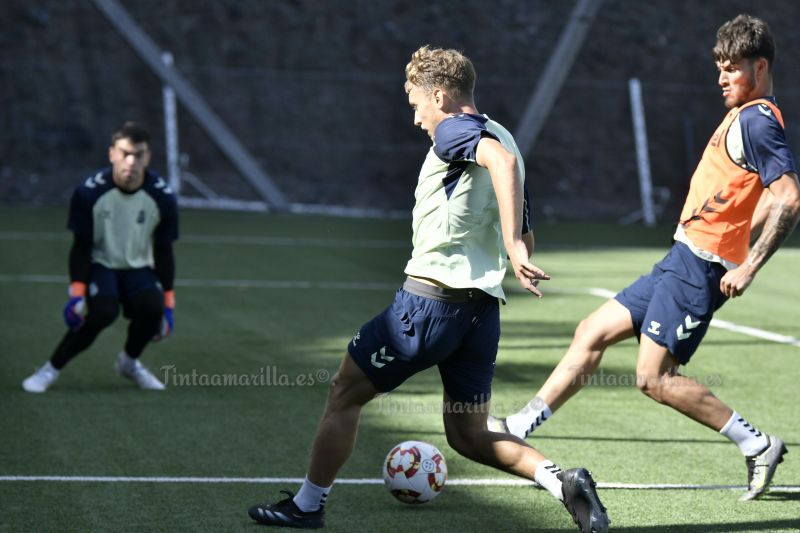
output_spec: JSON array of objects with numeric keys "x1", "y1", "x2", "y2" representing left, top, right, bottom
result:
[
  {"x1": 174, "y1": 278, "x2": 399, "y2": 291},
  {"x1": 0, "y1": 231, "x2": 408, "y2": 249},
  {"x1": 709, "y1": 318, "x2": 800, "y2": 347},
  {"x1": 0, "y1": 231, "x2": 67, "y2": 241},
  {"x1": 6, "y1": 231, "x2": 800, "y2": 256},
  {"x1": 181, "y1": 235, "x2": 409, "y2": 249},
  {"x1": 0, "y1": 274, "x2": 66, "y2": 284},
  {"x1": 588, "y1": 287, "x2": 617, "y2": 299},
  {"x1": 0, "y1": 274, "x2": 398, "y2": 292},
  {"x1": 585, "y1": 287, "x2": 800, "y2": 348},
  {"x1": 527, "y1": 286, "x2": 800, "y2": 348},
  {"x1": 0, "y1": 476, "x2": 798, "y2": 492}
]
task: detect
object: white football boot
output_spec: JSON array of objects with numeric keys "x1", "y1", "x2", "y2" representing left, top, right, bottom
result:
[
  {"x1": 115, "y1": 352, "x2": 165, "y2": 390},
  {"x1": 740, "y1": 435, "x2": 788, "y2": 501},
  {"x1": 22, "y1": 362, "x2": 60, "y2": 393}
]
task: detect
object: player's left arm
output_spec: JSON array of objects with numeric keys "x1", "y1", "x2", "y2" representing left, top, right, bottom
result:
[
  {"x1": 722, "y1": 171, "x2": 800, "y2": 298},
  {"x1": 152, "y1": 187, "x2": 179, "y2": 339},
  {"x1": 152, "y1": 242, "x2": 176, "y2": 340},
  {"x1": 748, "y1": 188, "x2": 772, "y2": 246},
  {"x1": 521, "y1": 181, "x2": 534, "y2": 257},
  {"x1": 476, "y1": 136, "x2": 549, "y2": 296}
]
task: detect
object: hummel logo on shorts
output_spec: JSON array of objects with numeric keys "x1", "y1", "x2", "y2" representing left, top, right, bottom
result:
[{"x1": 370, "y1": 347, "x2": 395, "y2": 368}]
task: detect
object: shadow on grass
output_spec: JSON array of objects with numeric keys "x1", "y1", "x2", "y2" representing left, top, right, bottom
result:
[
  {"x1": 499, "y1": 342, "x2": 573, "y2": 351},
  {"x1": 535, "y1": 435, "x2": 730, "y2": 445},
  {"x1": 498, "y1": 337, "x2": 779, "y2": 353},
  {"x1": 534, "y1": 435, "x2": 800, "y2": 448},
  {"x1": 759, "y1": 491, "x2": 800, "y2": 502},
  {"x1": 607, "y1": 520, "x2": 800, "y2": 532},
  {"x1": 493, "y1": 361, "x2": 635, "y2": 385},
  {"x1": 501, "y1": 316, "x2": 582, "y2": 332},
  {"x1": 524, "y1": 519, "x2": 800, "y2": 532}
]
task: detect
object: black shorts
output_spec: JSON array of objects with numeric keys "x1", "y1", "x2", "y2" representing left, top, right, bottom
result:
[
  {"x1": 88, "y1": 264, "x2": 163, "y2": 316},
  {"x1": 615, "y1": 242, "x2": 728, "y2": 364},
  {"x1": 348, "y1": 278, "x2": 500, "y2": 404}
]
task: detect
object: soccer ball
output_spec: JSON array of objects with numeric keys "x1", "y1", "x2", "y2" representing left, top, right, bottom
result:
[{"x1": 382, "y1": 440, "x2": 447, "y2": 504}]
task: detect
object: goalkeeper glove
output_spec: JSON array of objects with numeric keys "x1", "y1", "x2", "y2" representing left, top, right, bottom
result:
[
  {"x1": 153, "y1": 290, "x2": 175, "y2": 341},
  {"x1": 63, "y1": 282, "x2": 87, "y2": 331}
]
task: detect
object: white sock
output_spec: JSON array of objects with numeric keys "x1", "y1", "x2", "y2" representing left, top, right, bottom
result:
[
  {"x1": 117, "y1": 351, "x2": 137, "y2": 372},
  {"x1": 720, "y1": 411, "x2": 769, "y2": 456},
  {"x1": 293, "y1": 476, "x2": 331, "y2": 512},
  {"x1": 534, "y1": 460, "x2": 563, "y2": 501},
  {"x1": 506, "y1": 397, "x2": 552, "y2": 439},
  {"x1": 42, "y1": 362, "x2": 60, "y2": 376}
]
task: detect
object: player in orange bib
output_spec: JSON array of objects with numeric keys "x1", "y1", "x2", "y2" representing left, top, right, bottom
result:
[{"x1": 489, "y1": 14, "x2": 800, "y2": 501}]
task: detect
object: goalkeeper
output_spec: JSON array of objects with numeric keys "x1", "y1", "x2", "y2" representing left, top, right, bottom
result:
[{"x1": 22, "y1": 121, "x2": 178, "y2": 393}]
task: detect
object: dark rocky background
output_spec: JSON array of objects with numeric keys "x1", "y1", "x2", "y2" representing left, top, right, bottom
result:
[{"x1": 3, "y1": 0, "x2": 800, "y2": 221}]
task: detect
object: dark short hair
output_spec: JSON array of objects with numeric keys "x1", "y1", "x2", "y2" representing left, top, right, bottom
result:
[
  {"x1": 110, "y1": 121, "x2": 151, "y2": 146},
  {"x1": 713, "y1": 14, "x2": 775, "y2": 68}
]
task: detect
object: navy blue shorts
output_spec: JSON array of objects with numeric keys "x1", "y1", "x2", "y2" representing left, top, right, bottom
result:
[
  {"x1": 615, "y1": 242, "x2": 728, "y2": 364},
  {"x1": 348, "y1": 278, "x2": 500, "y2": 404},
  {"x1": 88, "y1": 264, "x2": 164, "y2": 316}
]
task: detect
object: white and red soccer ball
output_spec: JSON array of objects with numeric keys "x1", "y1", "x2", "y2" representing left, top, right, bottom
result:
[{"x1": 382, "y1": 440, "x2": 447, "y2": 504}]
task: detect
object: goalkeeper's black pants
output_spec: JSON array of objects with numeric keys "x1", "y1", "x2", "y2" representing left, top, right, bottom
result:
[{"x1": 50, "y1": 291, "x2": 163, "y2": 370}]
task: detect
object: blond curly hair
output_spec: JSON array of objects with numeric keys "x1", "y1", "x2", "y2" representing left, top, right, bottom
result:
[{"x1": 405, "y1": 45, "x2": 476, "y2": 101}]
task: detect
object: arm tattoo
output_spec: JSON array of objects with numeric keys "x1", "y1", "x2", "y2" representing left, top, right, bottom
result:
[{"x1": 748, "y1": 201, "x2": 800, "y2": 269}]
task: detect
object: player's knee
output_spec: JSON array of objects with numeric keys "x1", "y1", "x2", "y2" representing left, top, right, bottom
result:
[
  {"x1": 326, "y1": 372, "x2": 348, "y2": 403},
  {"x1": 636, "y1": 374, "x2": 667, "y2": 403},
  {"x1": 574, "y1": 317, "x2": 595, "y2": 342},
  {"x1": 445, "y1": 429, "x2": 472, "y2": 459},
  {"x1": 325, "y1": 370, "x2": 373, "y2": 412},
  {"x1": 86, "y1": 298, "x2": 119, "y2": 329},
  {"x1": 444, "y1": 424, "x2": 480, "y2": 460},
  {"x1": 573, "y1": 318, "x2": 608, "y2": 355}
]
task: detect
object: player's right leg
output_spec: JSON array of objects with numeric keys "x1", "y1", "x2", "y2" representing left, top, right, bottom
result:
[
  {"x1": 115, "y1": 269, "x2": 171, "y2": 390},
  {"x1": 634, "y1": 335, "x2": 788, "y2": 500},
  {"x1": 117, "y1": 285, "x2": 166, "y2": 390},
  {"x1": 442, "y1": 393, "x2": 609, "y2": 533},
  {"x1": 306, "y1": 355, "x2": 382, "y2": 487},
  {"x1": 22, "y1": 294, "x2": 119, "y2": 393},
  {"x1": 490, "y1": 298, "x2": 634, "y2": 439},
  {"x1": 440, "y1": 297, "x2": 608, "y2": 532},
  {"x1": 632, "y1": 244, "x2": 788, "y2": 500},
  {"x1": 249, "y1": 284, "x2": 433, "y2": 528},
  {"x1": 248, "y1": 354, "x2": 380, "y2": 528}
]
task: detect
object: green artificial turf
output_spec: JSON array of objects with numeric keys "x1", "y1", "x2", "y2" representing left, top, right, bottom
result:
[{"x1": 1, "y1": 206, "x2": 798, "y2": 532}]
